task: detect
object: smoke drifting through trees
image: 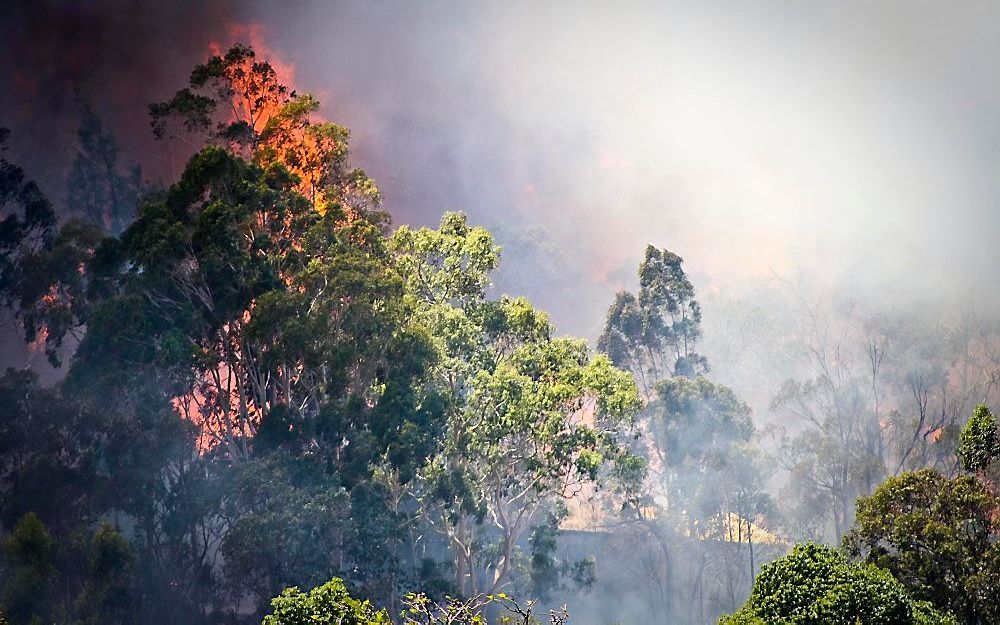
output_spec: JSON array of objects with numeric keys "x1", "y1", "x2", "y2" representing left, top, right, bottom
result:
[
  {"x1": 11, "y1": 1, "x2": 1000, "y2": 340},
  {"x1": 4, "y1": 3, "x2": 1000, "y2": 625}
]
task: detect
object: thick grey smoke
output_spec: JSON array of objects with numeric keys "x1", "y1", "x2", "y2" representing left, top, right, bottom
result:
[
  {"x1": 0, "y1": 0, "x2": 241, "y2": 183},
  {"x1": 243, "y1": 1, "x2": 1000, "y2": 336},
  {"x1": 4, "y1": 3, "x2": 1000, "y2": 620},
  {"x1": 4, "y1": 0, "x2": 1000, "y2": 384}
]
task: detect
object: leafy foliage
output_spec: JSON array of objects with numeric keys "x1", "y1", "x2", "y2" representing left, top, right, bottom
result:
[
  {"x1": 394, "y1": 213, "x2": 640, "y2": 596},
  {"x1": 150, "y1": 44, "x2": 380, "y2": 217},
  {"x1": 402, "y1": 591, "x2": 569, "y2": 625},
  {"x1": 598, "y1": 245, "x2": 706, "y2": 395},
  {"x1": 844, "y1": 468, "x2": 1000, "y2": 623},
  {"x1": 74, "y1": 524, "x2": 136, "y2": 625},
  {"x1": 719, "y1": 543, "x2": 955, "y2": 625},
  {"x1": 261, "y1": 578, "x2": 390, "y2": 625},
  {"x1": 6, "y1": 39, "x2": 956, "y2": 625},
  {"x1": 0, "y1": 129, "x2": 102, "y2": 366},
  {"x1": 1, "y1": 513, "x2": 54, "y2": 625},
  {"x1": 598, "y1": 247, "x2": 774, "y2": 623},
  {"x1": 958, "y1": 403, "x2": 999, "y2": 473}
]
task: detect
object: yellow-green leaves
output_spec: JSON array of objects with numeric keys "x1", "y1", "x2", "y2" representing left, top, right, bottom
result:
[
  {"x1": 391, "y1": 212, "x2": 500, "y2": 307},
  {"x1": 395, "y1": 212, "x2": 640, "y2": 595},
  {"x1": 262, "y1": 578, "x2": 391, "y2": 625}
]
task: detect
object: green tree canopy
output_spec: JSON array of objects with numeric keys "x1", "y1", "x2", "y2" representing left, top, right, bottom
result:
[
  {"x1": 720, "y1": 543, "x2": 954, "y2": 625},
  {"x1": 958, "y1": 403, "x2": 999, "y2": 474},
  {"x1": 598, "y1": 245, "x2": 706, "y2": 395},
  {"x1": 1, "y1": 513, "x2": 54, "y2": 625},
  {"x1": 0, "y1": 129, "x2": 102, "y2": 366},
  {"x1": 844, "y1": 468, "x2": 1000, "y2": 623},
  {"x1": 393, "y1": 212, "x2": 641, "y2": 596},
  {"x1": 261, "y1": 578, "x2": 390, "y2": 625}
]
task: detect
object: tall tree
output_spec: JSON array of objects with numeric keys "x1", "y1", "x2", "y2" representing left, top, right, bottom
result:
[
  {"x1": 957, "y1": 403, "x2": 999, "y2": 478},
  {"x1": 1, "y1": 513, "x2": 54, "y2": 625},
  {"x1": 66, "y1": 104, "x2": 142, "y2": 234},
  {"x1": 393, "y1": 213, "x2": 641, "y2": 597},
  {"x1": 0, "y1": 128, "x2": 102, "y2": 367},
  {"x1": 597, "y1": 246, "x2": 773, "y2": 622},
  {"x1": 598, "y1": 245, "x2": 706, "y2": 396},
  {"x1": 150, "y1": 44, "x2": 381, "y2": 218}
]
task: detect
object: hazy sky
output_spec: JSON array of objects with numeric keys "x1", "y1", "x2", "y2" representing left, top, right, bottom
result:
[
  {"x1": 262, "y1": 0, "x2": 1000, "y2": 334},
  {"x1": 3, "y1": 0, "x2": 1000, "y2": 339}
]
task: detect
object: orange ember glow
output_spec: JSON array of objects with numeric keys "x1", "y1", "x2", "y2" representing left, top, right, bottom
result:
[
  {"x1": 26, "y1": 326, "x2": 49, "y2": 355},
  {"x1": 208, "y1": 22, "x2": 296, "y2": 94},
  {"x1": 205, "y1": 31, "x2": 290, "y2": 138},
  {"x1": 171, "y1": 29, "x2": 367, "y2": 453},
  {"x1": 171, "y1": 361, "x2": 261, "y2": 454},
  {"x1": 25, "y1": 285, "x2": 67, "y2": 354},
  {"x1": 171, "y1": 312, "x2": 263, "y2": 454},
  {"x1": 205, "y1": 23, "x2": 356, "y2": 215}
]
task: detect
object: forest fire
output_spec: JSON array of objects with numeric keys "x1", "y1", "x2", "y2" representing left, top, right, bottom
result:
[
  {"x1": 207, "y1": 22, "x2": 298, "y2": 103},
  {"x1": 149, "y1": 36, "x2": 381, "y2": 451},
  {"x1": 3, "y1": 5, "x2": 1000, "y2": 625}
]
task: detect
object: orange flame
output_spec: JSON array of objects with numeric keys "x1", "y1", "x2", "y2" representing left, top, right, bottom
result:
[
  {"x1": 171, "y1": 27, "x2": 372, "y2": 454},
  {"x1": 171, "y1": 312, "x2": 263, "y2": 454},
  {"x1": 204, "y1": 23, "x2": 359, "y2": 216},
  {"x1": 208, "y1": 22, "x2": 296, "y2": 94}
]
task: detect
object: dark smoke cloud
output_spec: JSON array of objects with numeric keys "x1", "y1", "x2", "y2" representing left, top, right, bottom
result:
[
  {"x1": 0, "y1": 0, "x2": 239, "y2": 186},
  {"x1": 0, "y1": 0, "x2": 241, "y2": 372}
]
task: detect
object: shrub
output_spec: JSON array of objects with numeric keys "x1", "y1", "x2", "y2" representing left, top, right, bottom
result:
[{"x1": 719, "y1": 543, "x2": 955, "y2": 625}]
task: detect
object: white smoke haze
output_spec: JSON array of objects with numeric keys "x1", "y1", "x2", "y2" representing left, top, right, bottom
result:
[
  {"x1": 5, "y1": 0, "x2": 998, "y2": 338},
  {"x1": 4, "y1": 1, "x2": 1000, "y2": 620},
  {"x1": 238, "y1": 1, "x2": 1000, "y2": 336},
  {"x1": 223, "y1": 2, "x2": 1000, "y2": 436}
]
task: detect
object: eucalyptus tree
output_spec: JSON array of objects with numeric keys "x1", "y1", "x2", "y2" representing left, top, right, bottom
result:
[
  {"x1": 68, "y1": 144, "x2": 437, "y2": 617},
  {"x1": 617, "y1": 374, "x2": 764, "y2": 621},
  {"x1": 392, "y1": 212, "x2": 641, "y2": 596},
  {"x1": 598, "y1": 245, "x2": 706, "y2": 396},
  {"x1": 150, "y1": 44, "x2": 381, "y2": 218},
  {"x1": 55, "y1": 45, "x2": 443, "y2": 619},
  {"x1": 596, "y1": 246, "x2": 776, "y2": 622},
  {"x1": 0, "y1": 128, "x2": 102, "y2": 367},
  {"x1": 67, "y1": 104, "x2": 142, "y2": 235}
]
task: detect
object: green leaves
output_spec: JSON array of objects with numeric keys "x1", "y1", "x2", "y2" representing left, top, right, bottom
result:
[
  {"x1": 391, "y1": 212, "x2": 501, "y2": 307},
  {"x1": 958, "y1": 404, "x2": 999, "y2": 473},
  {"x1": 1, "y1": 513, "x2": 54, "y2": 625},
  {"x1": 721, "y1": 543, "x2": 955, "y2": 625},
  {"x1": 843, "y1": 468, "x2": 999, "y2": 622},
  {"x1": 261, "y1": 578, "x2": 390, "y2": 625},
  {"x1": 222, "y1": 453, "x2": 353, "y2": 608},
  {"x1": 0, "y1": 129, "x2": 105, "y2": 367},
  {"x1": 399, "y1": 590, "x2": 568, "y2": 625},
  {"x1": 459, "y1": 333, "x2": 636, "y2": 496},
  {"x1": 597, "y1": 245, "x2": 706, "y2": 395},
  {"x1": 650, "y1": 376, "x2": 753, "y2": 469},
  {"x1": 150, "y1": 43, "x2": 288, "y2": 147},
  {"x1": 393, "y1": 211, "x2": 639, "y2": 595}
]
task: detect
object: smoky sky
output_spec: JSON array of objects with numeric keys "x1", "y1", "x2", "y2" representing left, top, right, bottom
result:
[{"x1": 4, "y1": 0, "x2": 1000, "y2": 343}]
